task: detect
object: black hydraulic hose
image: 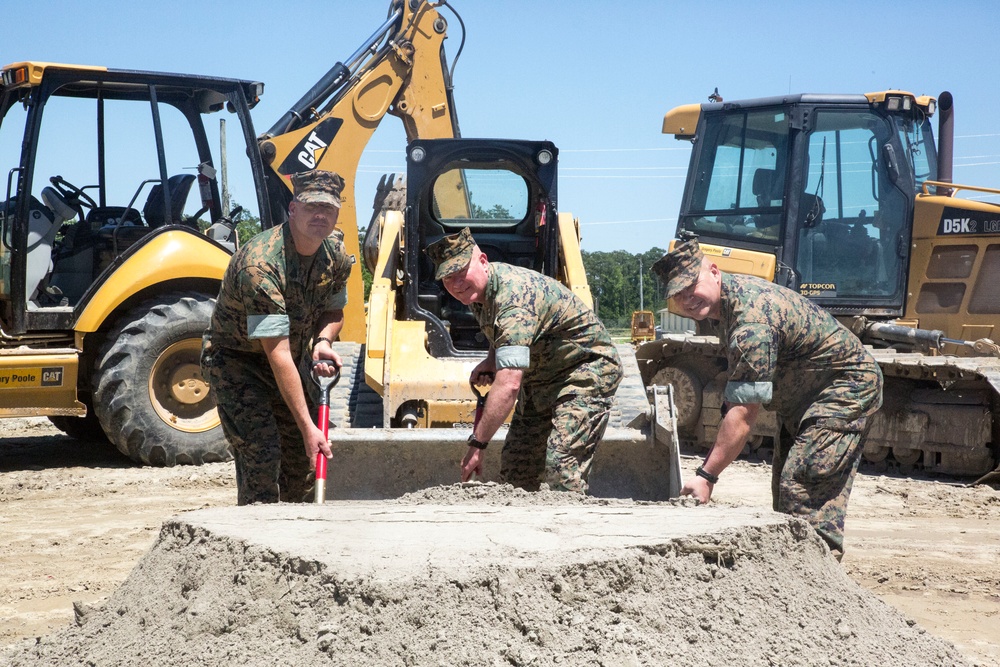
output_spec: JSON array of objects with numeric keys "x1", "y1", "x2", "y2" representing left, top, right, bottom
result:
[{"x1": 438, "y1": 0, "x2": 466, "y2": 83}]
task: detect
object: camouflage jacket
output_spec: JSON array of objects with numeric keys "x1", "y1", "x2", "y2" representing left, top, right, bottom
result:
[
  {"x1": 717, "y1": 273, "x2": 882, "y2": 429},
  {"x1": 206, "y1": 223, "x2": 352, "y2": 365},
  {"x1": 471, "y1": 263, "x2": 622, "y2": 401}
]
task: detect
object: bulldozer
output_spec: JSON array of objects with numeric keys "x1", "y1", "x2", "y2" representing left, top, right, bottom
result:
[
  {"x1": 1, "y1": 1, "x2": 680, "y2": 498},
  {"x1": 636, "y1": 89, "x2": 1000, "y2": 481}
]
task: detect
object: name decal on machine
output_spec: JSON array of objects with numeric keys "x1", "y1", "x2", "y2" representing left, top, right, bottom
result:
[
  {"x1": 937, "y1": 207, "x2": 1000, "y2": 236},
  {"x1": 0, "y1": 366, "x2": 64, "y2": 388},
  {"x1": 799, "y1": 283, "x2": 837, "y2": 298}
]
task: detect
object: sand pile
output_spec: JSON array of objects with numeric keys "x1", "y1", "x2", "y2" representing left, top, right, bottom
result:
[{"x1": 3, "y1": 483, "x2": 972, "y2": 666}]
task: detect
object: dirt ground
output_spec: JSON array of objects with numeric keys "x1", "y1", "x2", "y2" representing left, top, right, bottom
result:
[{"x1": 1, "y1": 417, "x2": 998, "y2": 665}]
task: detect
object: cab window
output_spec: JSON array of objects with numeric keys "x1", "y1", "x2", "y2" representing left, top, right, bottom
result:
[
  {"x1": 681, "y1": 109, "x2": 789, "y2": 242},
  {"x1": 431, "y1": 167, "x2": 528, "y2": 226},
  {"x1": 795, "y1": 110, "x2": 908, "y2": 303}
]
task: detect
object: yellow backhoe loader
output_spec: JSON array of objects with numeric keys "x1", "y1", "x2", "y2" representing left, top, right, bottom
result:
[
  {"x1": 0, "y1": 0, "x2": 461, "y2": 465},
  {"x1": 637, "y1": 89, "x2": 1000, "y2": 482}
]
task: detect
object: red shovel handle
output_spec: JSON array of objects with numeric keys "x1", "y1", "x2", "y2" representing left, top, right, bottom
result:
[
  {"x1": 311, "y1": 361, "x2": 339, "y2": 505},
  {"x1": 315, "y1": 402, "x2": 330, "y2": 480}
]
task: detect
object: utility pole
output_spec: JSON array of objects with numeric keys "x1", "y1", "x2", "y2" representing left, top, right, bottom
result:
[
  {"x1": 591, "y1": 275, "x2": 602, "y2": 317},
  {"x1": 639, "y1": 257, "x2": 644, "y2": 311}
]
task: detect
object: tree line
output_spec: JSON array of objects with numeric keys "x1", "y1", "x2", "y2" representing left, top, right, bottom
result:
[{"x1": 581, "y1": 247, "x2": 668, "y2": 327}]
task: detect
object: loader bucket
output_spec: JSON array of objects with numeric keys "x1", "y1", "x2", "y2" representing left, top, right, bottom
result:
[{"x1": 323, "y1": 385, "x2": 681, "y2": 501}]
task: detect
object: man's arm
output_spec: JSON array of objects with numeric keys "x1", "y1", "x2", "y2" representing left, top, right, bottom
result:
[
  {"x1": 260, "y1": 336, "x2": 332, "y2": 464},
  {"x1": 681, "y1": 402, "x2": 760, "y2": 503},
  {"x1": 461, "y1": 366, "x2": 522, "y2": 482}
]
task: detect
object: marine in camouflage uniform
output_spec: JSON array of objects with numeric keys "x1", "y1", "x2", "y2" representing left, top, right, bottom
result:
[
  {"x1": 201, "y1": 170, "x2": 352, "y2": 505},
  {"x1": 426, "y1": 227, "x2": 622, "y2": 493},
  {"x1": 654, "y1": 240, "x2": 882, "y2": 554}
]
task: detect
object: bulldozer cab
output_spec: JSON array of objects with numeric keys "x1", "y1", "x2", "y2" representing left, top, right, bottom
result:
[
  {"x1": 402, "y1": 138, "x2": 561, "y2": 358},
  {"x1": 0, "y1": 62, "x2": 269, "y2": 335},
  {"x1": 670, "y1": 91, "x2": 936, "y2": 319}
]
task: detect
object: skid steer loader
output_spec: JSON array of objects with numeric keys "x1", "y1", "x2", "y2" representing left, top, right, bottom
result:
[{"x1": 322, "y1": 137, "x2": 680, "y2": 500}]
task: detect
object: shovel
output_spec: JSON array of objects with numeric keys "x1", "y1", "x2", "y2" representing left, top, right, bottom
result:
[
  {"x1": 467, "y1": 373, "x2": 493, "y2": 481},
  {"x1": 310, "y1": 359, "x2": 341, "y2": 504}
]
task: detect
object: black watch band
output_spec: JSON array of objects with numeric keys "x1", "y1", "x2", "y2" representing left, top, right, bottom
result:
[
  {"x1": 468, "y1": 435, "x2": 489, "y2": 450},
  {"x1": 314, "y1": 336, "x2": 334, "y2": 348},
  {"x1": 695, "y1": 466, "x2": 719, "y2": 484}
]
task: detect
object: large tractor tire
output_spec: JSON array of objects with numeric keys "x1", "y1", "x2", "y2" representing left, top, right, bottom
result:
[{"x1": 92, "y1": 292, "x2": 231, "y2": 466}]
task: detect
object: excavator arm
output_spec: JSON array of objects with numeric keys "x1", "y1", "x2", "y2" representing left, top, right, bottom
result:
[{"x1": 257, "y1": 0, "x2": 464, "y2": 342}]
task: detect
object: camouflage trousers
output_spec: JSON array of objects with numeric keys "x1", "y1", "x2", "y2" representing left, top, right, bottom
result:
[
  {"x1": 500, "y1": 388, "x2": 615, "y2": 494},
  {"x1": 772, "y1": 416, "x2": 871, "y2": 555},
  {"x1": 202, "y1": 347, "x2": 314, "y2": 505}
]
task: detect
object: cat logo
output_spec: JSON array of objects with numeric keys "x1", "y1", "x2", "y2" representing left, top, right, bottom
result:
[
  {"x1": 41, "y1": 367, "x2": 64, "y2": 387},
  {"x1": 278, "y1": 118, "x2": 344, "y2": 175}
]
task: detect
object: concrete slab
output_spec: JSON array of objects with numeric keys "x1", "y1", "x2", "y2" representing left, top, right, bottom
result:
[{"x1": 184, "y1": 502, "x2": 784, "y2": 579}]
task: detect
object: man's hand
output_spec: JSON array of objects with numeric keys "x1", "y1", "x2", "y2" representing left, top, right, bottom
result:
[
  {"x1": 302, "y1": 422, "x2": 333, "y2": 467},
  {"x1": 312, "y1": 339, "x2": 342, "y2": 377},
  {"x1": 681, "y1": 476, "x2": 714, "y2": 503},
  {"x1": 469, "y1": 357, "x2": 496, "y2": 387},
  {"x1": 461, "y1": 446, "x2": 484, "y2": 482}
]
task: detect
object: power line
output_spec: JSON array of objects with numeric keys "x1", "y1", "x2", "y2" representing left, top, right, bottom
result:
[
  {"x1": 579, "y1": 218, "x2": 676, "y2": 226},
  {"x1": 561, "y1": 166, "x2": 688, "y2": 171},
  {"x1": 560, "y1": 147, "x2": 692, "y2": 153}
]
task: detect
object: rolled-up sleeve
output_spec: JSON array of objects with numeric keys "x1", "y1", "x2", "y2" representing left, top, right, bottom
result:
[
  {"x1": 496, "y1": 345, "x2": 530, "y2": 369},
  {"x1": 328, "y1": 284, "x2": 348, "y2": 311},
  {"x1": 247, "y1": 314, "x2": 289, "y2": 338}
]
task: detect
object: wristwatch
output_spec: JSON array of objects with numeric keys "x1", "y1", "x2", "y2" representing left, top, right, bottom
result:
[
  {"x1": 695, "y1": 465, "x2": 719, "y2": 484},
  {"x1": 467, "y1": 434, "x2": 489, "y2": 450}
]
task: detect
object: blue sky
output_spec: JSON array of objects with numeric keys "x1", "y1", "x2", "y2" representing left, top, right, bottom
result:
[{"x1": 6, "y1": 0, "x2": 1000, "y2": 254}]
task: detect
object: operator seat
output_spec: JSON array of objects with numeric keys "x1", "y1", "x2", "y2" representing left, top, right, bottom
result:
[
  {"x1": 143, "y1": 173, "x2": 197, "y2": 228},
  {"x1": 749, "y1": 168, "x2": 782, "y2": 239},
  {"x1": 26, "y1": 188, "x2": 76, "y2": 308},
  {"x1": 752, "y1": 168, "x2": 776, "y2": 207}
]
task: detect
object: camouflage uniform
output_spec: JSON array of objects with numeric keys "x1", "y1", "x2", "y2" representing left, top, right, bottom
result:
[
  {"x1": 471, "y1": 262, "x2": 623, "y2": 493},
  {"x1": 201, "y1": 172, "x2": 352, "y2": 505},
  {"x1": 717, "y1": 272, "x2": 883, "y2": 552}
]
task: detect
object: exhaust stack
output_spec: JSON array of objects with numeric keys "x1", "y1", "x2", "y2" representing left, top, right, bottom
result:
[{"x1": 936, "y1": 91, "x2": 954, "y2": 196}]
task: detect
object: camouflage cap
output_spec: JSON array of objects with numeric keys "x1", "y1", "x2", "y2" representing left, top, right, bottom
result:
[
  {"x1": 425, "y1": 227, "x2": 476, "y2": 280},
  {"x1": 651, "y1": 239, "x2": 705, "y2": 298},
  {"x1": 291, "y1": 170, "x2": 344, "y2": 208}
]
